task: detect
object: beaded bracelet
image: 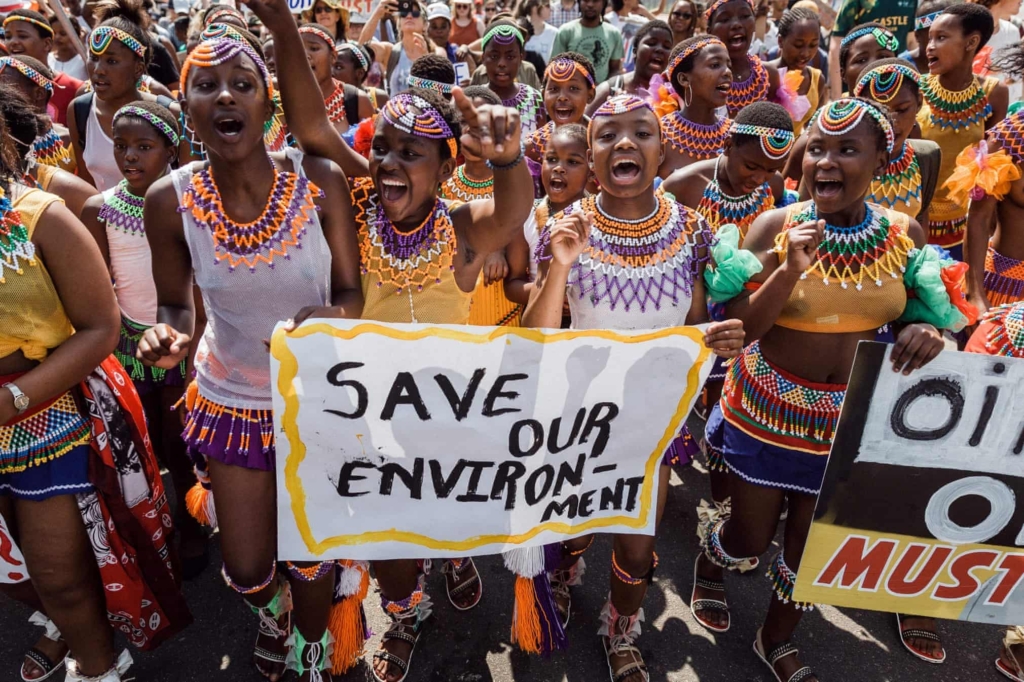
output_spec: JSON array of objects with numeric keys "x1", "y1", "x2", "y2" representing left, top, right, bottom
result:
[{"x1": 486, "y1": 149, "x2": 524, "y2": 171}]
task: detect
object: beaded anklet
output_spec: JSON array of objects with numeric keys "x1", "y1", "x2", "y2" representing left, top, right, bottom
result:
[
  {"x1": 223, "y1": 561, "x2": 278, "y2": 595},
  {"x1": 286, "y1": 561, "x2": 335, "y2": 582},
  {"x1": 767, "y1": 552, "x2": 814, "y2": 611},
  {"x1": 611, "y1": 551, "x2": 658, "y2": 586}
]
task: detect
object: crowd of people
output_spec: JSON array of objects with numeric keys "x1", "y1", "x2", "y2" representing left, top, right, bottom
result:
[{"x1": 1, "y1": 0, "x2": 1024, "y2": 679}]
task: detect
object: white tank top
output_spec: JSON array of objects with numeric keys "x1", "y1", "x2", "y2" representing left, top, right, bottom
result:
[
  {"x1": 388, "y1": 46, "x2": 413, "y2": 96},
  {"x1": 82, "y1": 101, "x2": 123, "y2": 192},
  {"x1": 100, "y1": 185, "x2": 158, "y2": 325},
  {"x1": 171, "y1": 148, "x2": 332, "y2": 409}
]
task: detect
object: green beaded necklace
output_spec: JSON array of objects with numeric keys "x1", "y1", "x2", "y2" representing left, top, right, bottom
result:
[{"x1": 0, "y1": 189, "x2": 35, "y2": 285}]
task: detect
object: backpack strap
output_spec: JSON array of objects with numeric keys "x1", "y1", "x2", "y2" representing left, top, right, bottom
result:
[
  {"x1": 73, "y1": 93, "x2": 94, "y2": 150},
  {"x1": 155, "y1": 94, "x2": 175, "y2": 109},
  {"x1": 342, "y1": 83, "x2": 361, "y2": 125}
]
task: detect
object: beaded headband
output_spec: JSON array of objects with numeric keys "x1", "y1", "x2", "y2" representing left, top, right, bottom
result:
[
  {"x1": 299, "y1": 24, "x2": 336, "y2": 47},
  {"x1": 337, "y1": 42, "x2": 369, "y2": 71},
  {"x1": 811, "y1": 98, "x2": 894, "y2": 153},
  {"x1": 853, "y1": 62, "x2": 919, "y2": 104},
  {"x1": 381, "y1": 93, "x2": 458, "y2": 158},
  {"x1": 591, "y1": 94, "x2": 655, "y2": 127},
  {"x1": 730, "y1": 122, "x2": 795, "y2": 161},
  {"x1": 482, "y1": 24, "x2": 523, "y2": 49},
  {"x1": 201, "y1": 22, "x2": 249, "y2": 43},
  {"x1": 0, "y1": 56, "x2": 53, "y2": 92},
  {"x1": 840, "y1": 25, "x2": 899, "y2": 53},
  {"x1": 705, "y1": 0, "x2": 753, "y2": 22},
  {"x1": 113, "y1": 104, "x2": 181, "y2": 147},
  {"x1": 544, "y1": 56, "x2": 595, "y2": 88},
  {"x1": 180, "y1": 38, "x2": 274, "y2": 99},
  {"x1": 205, "y1": 7, "x2": 246, "y2": 26},
  {"x1": 915, "y1": 10, "x2": 943, "y2": 31},
  {"x1": 667, "y1": 35, "x2": 724, "y2": 76},
  {"x1": 407, "y1": 75, "x2": 454, "y2": 94},
  {"x1": 90, "y1": 26, "x2": 147, "y2": 59},
  {"x1": 2, "y1": 15, "x2": 53, "y2": 36}
]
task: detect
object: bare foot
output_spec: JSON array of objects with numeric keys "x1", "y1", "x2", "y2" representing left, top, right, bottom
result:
[
  {"x1": 21, "y1": 636, "x2": 68, "y2": 681},
  {"x1": 691, "y1": 553, "x2": 729, "y2": 631}
]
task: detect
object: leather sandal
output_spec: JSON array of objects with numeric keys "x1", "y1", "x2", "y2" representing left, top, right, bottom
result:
[
  {"x1": 896, "y1": 614, "x2": 946, "y2": 664},
  {"x1": 442, "y1": 558, "x2": 483, "y2": 611},
  {"x1": 690, "y1": 555, "x2": 729, "y2": 633},
  {"x1": 372, "y1": 618, "x2": 421, "y2": 682},
  {"x1": 754, "y1": 627, "x2": 816, "y2": 682},
  {"x1": 21, "y1": 612, "x2": 67, "y2": 682}
]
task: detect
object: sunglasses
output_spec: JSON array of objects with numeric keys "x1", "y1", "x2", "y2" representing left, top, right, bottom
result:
[
  {"x1": 314, "y1": 5, "x2": 337, "y2": 12},
  {"x1": 671, "y1": 10, "x2": 693, "y2": 18},
  {"x1": 400, "y1": 7, "x2": 422, "y2": 16}
]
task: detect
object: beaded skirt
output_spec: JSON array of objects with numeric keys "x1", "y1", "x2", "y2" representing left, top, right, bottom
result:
[
  {"x1": 115, "y1": 316, "x2": 188, "y2": 396},
  {"x1": 181, "y1": 383, "x2": 276, "y2": 471},
  {"x1": 985, "y1": 246, "x2": 1024, "y2": 307}
]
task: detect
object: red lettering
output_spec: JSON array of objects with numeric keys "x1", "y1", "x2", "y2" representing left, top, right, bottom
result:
[
  {"x1": 0, "y1": 525, "x2": 22, "y2": 568},
  {"x1": 814, "y1": 535, "x2": 897, "y2": 590},
  {"x1": 932, "y1": 550, "x2": 999, "y2": 601},
  {"x1": 987, "y1": 554, "x2": 1024, "y2": 606},
  {"x1": 886, "y1": 544, "x2": 953, "y2": 596}
]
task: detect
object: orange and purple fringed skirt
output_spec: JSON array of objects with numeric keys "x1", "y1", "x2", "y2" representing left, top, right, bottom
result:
[
  {"x1": 985, "y1": 246, "x2": 1024, "y2": 307},
  {"x1": 704, "y1": 342, "x2": 845, "y2": 495},
  {"x1": 181, "y1": 382, "x2": 275, "y2": 471}
]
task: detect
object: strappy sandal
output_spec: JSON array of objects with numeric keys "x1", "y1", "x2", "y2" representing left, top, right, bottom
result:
[
  {"x1": 21, "y1": 612, "x2": 68, "y2": 682},
  {"x1": 998, "y1": 637, "x2": 1024, "y2": 681},
  {"x1": 551, "y1": 557, "x2": 586, "y2": 628},
  {"x1": 998, "y1": 656, "x2": 1024, "y2": 682},
  {"x1": 753, "y1": 627, "x2": 816, "y2": 682},
  {"x1": 896, "y1": 614, "x2": 946, "y2": 664},
  {"x1": 442, "y1": 558, "x2": 483, "y2": 611},
  {"x1": 372, "y1": 618, "x2": 421, "y2": 682},
  {"x1": 253, "y1": 604, "x2": 291, "y2": 679},
  {"x1": 690, "y1": 555, "x2": 729, "y2": 633},
  {"x1": 600, "y1": 601, "x2": 649, "y2": 682}
]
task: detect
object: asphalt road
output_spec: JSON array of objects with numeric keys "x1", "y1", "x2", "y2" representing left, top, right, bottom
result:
[{"x1": 0, "y1": 443, "x2": 1007, "y2": 682}]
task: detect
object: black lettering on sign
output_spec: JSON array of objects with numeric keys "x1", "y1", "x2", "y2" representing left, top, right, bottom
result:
[
  {"x1": 482, "y1": 373, "x2": 528, "y2": 416},
  {"x1": 969, "y1": 386, "x2": 999, "y2": 447},
  {"x1": 455, "y1": 461, "x2": 494, "y2": 502},
  {"x1": 623, "y1": 476, "x2": 644, "y2": 512},
  {"x1": 379, "y1": 458, "x2": 423, "y2": 499},
  {"x1": 890, "y1": 377, "x2": 963, "y2": 441},
  {"x1": 578, "y1": 490, "x2": 596, "y2": 517},
  {"x1": 337, "y1": 460, "x2": 374, "y2": 497},
  {"x1": 509, "y1": 419, "x2": 544, "y2": 457},
  {"x1": 600, "y1": 478, "x2": 624, "y2": 511},
  {"x1": 429, "y1": 459, "x2": 466, "y2": 499},
  {"x1": 324, "y1": 362, "x2": 368, "y2": 419},
  {"x1": 579, "y1": 402, "x2": 620, "y2": 458},
  {"x1": 491, "y1": 460, "x2": 527, "y2": 510},
  {"x1": 525, "y1": 464, "x2": 555, "y2": 505},
  {"x1": 541, "y1": 495, "x2": 578, "y2": 521},
  {"x1": 380, "y1": 372, "x2": 432, "y2": 421},
  {"x1": 548, "y1": 409, "x2": 586, "y2": 454},
  {"x1": 553, "y1": 453, "x2": 586, "y2": 497},
  {"x1": 433, "y1": 369, "x2": 487, "y2": 421}
]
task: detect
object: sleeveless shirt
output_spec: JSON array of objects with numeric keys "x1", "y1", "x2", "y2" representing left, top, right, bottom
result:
[{"x1": 100, "y1": 185, "x2": 159, "y2": 326}]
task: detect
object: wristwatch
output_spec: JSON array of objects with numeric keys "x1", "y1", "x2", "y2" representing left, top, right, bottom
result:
[{"x1": 3, "y1": 383, "x2": 29, "y2": 414}]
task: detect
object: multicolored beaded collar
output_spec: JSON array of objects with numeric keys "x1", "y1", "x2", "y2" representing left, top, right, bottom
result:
[
  {"x1": 407, "y1": 75, "x2": 454, "y2": 95},
  {"x1": 730, "y1": 122, "x2": 795, "y2": 161},
  {"x1": 98, "y1": 180, "x2": 146, "y2": 238},
  {"x1": 726, "y1": 56, "x2": 769, "y2": 118},
  {"x1": 298, "y1": 24, "x2": 336, "y2": 47},
  {"x1": 989, "y1": 111, "x2": 1024, "y2": 167},
  {"x1": 482, "y1": 24, "x2": 523, "y2": 49},
  {"x1": 525, "y1": 120, "x2": 554, "y2": 157},
  {"x1": 854, "y1": 62, "x2": 920, "y2": 105},
  {"x1": 698, "y1": 157, "x2": 774, "y2": 238},
  {"x1": 501, "y1": 83, "x2": 545, "y2": 134},
  {"x1": 662, "y1": 112, "x2": 730, "y2": 160},
  {"x1": 704, "y1": 0, "x2": 753, "y2": 22},
  {"x1": 840, "y1": 25, "x2": 899, "y2": 53},
  {"x1": 337, "y1": 42, "x2": 369, "y2": 71},
  {"x1": 981, "y1": 303, "x2": 1024, "y2": 358},
  {"x1": 442, "y1": 165, "x2": 495, "y2": 203},
  {"x1": 325, "y1": 81, "x2": 348, "y2": 124},
  {"x1": 32, "y1": 129, "x2": 73, "y2": 169},
  {"x1": 811, "y1": 98, "x2": 895, "y2": 154},
  {"x1": 113, "y1": 104, "x2": 181, "y2": 147},
  {"x1": 0, "y1": 188, "x2": 34, "y2": 285},
  {"x1": 2, "y1": 14, "x2": 53, "y2": 36},
  {"x1": 180, "y1": 38, "x2": 274, "y2": 98},
  {"x1": 544, "y1": 56, "x2": 595, "y2": 88},
  {"x1": 920, "y1": 74, "x2": 992, "y2": 132},
  {"x1": 181, "y1": 167, "x2": 322, "y2": 273},
  {"x1": 867, "y1": 141, "x2": 922, "y2": 212},
  {"x1": 381, "y1": 92, "x2": 458, "y2": 158},
  {"x1": 915, "y1": 10, "x2": 943, "y2": 31},
  {"x1": 90, "y1": 26, "x2": 147, "y2": 59},
  {"x1": 0, "y1": 56, "x2": 53, "y2": 92},
  {"x1": 667, "y1": 35, "x2": 724, "y2": 78}
]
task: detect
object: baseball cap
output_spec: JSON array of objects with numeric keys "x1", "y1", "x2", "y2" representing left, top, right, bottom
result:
[{"x1": 427, "y1": 3, "x2": 451, "y2": 20}]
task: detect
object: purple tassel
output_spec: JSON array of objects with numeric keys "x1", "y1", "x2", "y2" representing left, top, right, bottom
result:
[{"x1": 532, "y1": 570, "x2": 568, "y2": 654}]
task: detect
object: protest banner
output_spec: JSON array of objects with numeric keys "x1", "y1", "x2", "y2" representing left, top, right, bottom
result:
[
  {"x1": 270, "y1": 320, "x2": 713, "y2": 561},
  {"x1": 795, "y1": 341, "x2": 1024, "y2": 625},
  {"x1": 0, "y1": 514, "x2": 28, "y2": 584}
]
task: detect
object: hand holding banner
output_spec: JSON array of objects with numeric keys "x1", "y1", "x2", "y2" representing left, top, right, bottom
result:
[{"x1": 270, "y1": 320, "x2": 713, "y2": 561}]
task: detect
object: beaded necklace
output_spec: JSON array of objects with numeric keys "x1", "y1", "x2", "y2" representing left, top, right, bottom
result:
[
  {"x1": 502, "y1": 84, "x2": 544, "y2": 133},
  {"x1": 727, "y1": 55, "x2": 769, "y2": 118},
  {"x1": 560, "y1": 193, "x2": 712, "y2": 312},
  {"x1": 98, "y1": 180, "x2": 146, "y2": 237},
  {"x1": 661, "y1": 112, "x2": 730, "y2": 160},
  {"x1": 325, "y1": 80, "x2": 347, "y2": 125},
  {"x1": 0, "y1": 188, "x2": 34, "y2": 284},
  {"x1": 779, "y1": 202, "x2": 914, "y2": 289},
  {"x1": 920, "y1": 74, "x2": 992, "y2": 132},
  {"x1": 989, "y1": 111, "x2": 1024, "y2": 167},
  {"x1": 442, "y1": 165, "x2": 494, "y2": 203},
  {"x1": 181, "y1": 166, "x2": 321, "y2": 273},
  {"x1": 32, "y1": 129, "x2": 73, "y2": 169},
  {"x1": 867, "y1": 142, "x2": 922, "y2": 212},
  {"x1": 526, "y1": 121, "x2": 555, "y2": 157},
  {"x1": 982, "y1": 302, "x2": 1024, "y2": 358},
  {"x1": 697, "y1": 157, "x2": 774, "y2": 238}
]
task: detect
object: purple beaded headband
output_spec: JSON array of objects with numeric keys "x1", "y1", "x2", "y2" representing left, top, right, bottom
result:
[
  {"x1": 589, "y1": 94, "x2": 656, "y2": 138},
  {"x1": 544, "y1": 57, "x2": 595, "y2": 88},
  {"x1": 705, "y1": 0, "x2": 753, "y2": 22},
  {"x1": 381, "y1": 93, "x2": 458, "y2": 157},
  {"x1": 668, "y1": 35, "x2": 725, "y2": 76},
  {"x1": 114, "y1": 104, "x2": 180, "y2": 147},
  {"x1": 180, "y1": 38, "x2": 274, "y2": 98}
]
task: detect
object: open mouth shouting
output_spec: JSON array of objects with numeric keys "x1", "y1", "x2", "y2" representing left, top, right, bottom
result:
[
  {"x1": 547, "y1": 175, "x2": 568, "y2": 194},
  {"x1": 727, "y1": 32, "x2": 748, "y2": 51},
  {"x1": 813, "y1": 177, "x2": 843, "y2": 201},
  {"x1": 551, "y1": 103, "x2": 577, "y2": 123},
  {"x1": 213, "y1": 115, "x2": 245, "y2": 141},
  {"x1": 379, "y1": 175, "x2": 409, "y2": 203},
  {"x1": 610, "y1": 156, "x2": 643, "y2": 184}
]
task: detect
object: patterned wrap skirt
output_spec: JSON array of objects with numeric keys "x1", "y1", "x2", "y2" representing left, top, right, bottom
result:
[
  {"x1": 181, "y1": 382, "x2": 275, "y2": 472},
  {"x1": 985, "y1": 246, "x2": 1024, "y2": 307},
  {"x1": 115, "y1": 316, "x2": 188, "y2": 396}
]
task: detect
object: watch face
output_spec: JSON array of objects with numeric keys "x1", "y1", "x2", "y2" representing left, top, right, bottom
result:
[{"x1": 13, "y1": 394, "x2": 29, "y2": 410}]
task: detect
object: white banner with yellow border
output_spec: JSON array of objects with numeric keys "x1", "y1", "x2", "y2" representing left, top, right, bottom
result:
[{"x1": 270, "y1": 320, "x2": 713, "y2": 561}]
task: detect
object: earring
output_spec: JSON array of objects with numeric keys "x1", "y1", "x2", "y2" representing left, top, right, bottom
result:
[
  {"x1": 683, "y1": 85, "x2": 692, "y2": 108},
  {"x1": 179, "y1": 110, "x2": 205, "y2": 158}
]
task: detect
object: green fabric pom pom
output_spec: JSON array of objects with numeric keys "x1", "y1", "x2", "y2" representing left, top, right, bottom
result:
[
  {"x1": 900, "y1": 245, "x2": 968, "y2": 332},
  {"x1": 703, "y1": 224, "x2": 763, "y2": 303}
]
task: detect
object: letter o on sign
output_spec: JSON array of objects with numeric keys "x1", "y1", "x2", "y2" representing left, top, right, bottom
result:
[{"x1": 924, "y1": 476, "x2": 1015, "y2": 545}]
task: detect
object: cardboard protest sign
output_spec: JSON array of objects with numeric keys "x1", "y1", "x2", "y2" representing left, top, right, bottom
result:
[
  {"x1": 0, "y1": 513, "x2": 28, "y2": 584},
  {"x1": 270, "y1": 320, "x2": 713, "y2": 561},
  {"x1": 795, "y1": 342, "x2": 1024, "y2": 625}
]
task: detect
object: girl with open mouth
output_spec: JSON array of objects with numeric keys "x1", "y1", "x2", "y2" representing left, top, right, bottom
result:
[
  {"x1": 481, "y1": 19, "x2": 547, "y2": 136},
  {"x1": 696, "y1": 97, "x2": 973, "y2": 682},
  {"x1": 705, "y1": 0, "x2": 779, "y2": 118},
  {"x1": 248, "y1": 2, "x2": 535, "y2": 678},
  {"x1": 656, "y1": 35, "x2": 732, "y2": 179},
  {"x1": 588, "y1": 20, "x2": 672, "y2": 116},
  {"x1": 522, "y1": 94, "x2": 745, "y2": 682},
  {"x1": 525, "y1": 52, "x2": 595, "y2": 164},
  {"x1": 766, "y1": 7, "x2": 825, "y2": 137}
]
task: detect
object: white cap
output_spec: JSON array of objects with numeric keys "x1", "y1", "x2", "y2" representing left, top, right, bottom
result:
[{"x1": 426, "y1": 2, "x2": 451, "y2": 20}]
